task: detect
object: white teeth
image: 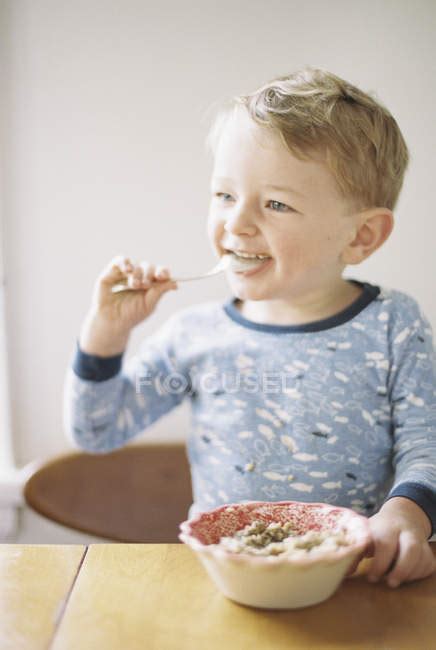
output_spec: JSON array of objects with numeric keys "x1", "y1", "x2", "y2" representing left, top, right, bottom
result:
[
  {"x1": 230, "y1": 251, "x2": 271, "y2": 260},
  {"x1": 225, "y1": 251, "x2": 272, "y2": 273}
]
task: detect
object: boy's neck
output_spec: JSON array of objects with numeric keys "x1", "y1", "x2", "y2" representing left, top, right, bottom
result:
[{"x1": 235, "y1": 279, "x2": 364, "y2": 326}]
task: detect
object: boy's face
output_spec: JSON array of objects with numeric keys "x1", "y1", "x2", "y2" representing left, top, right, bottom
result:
[{"x1": 207, "y1": 108, "x2": 359, "y2": 305}]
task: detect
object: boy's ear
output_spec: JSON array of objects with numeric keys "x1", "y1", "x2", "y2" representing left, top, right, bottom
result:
[{"x1": 341, "y1": 208, "x2": 394, "y2": 265}]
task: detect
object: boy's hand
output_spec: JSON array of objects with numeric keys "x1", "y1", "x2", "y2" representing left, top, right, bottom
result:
[
  {"x1": 79, "y1": 256, "x2": 178, "y2": 356},
  {"x1": 347, "y1": 497, "x2": 435, "y2": 587}
]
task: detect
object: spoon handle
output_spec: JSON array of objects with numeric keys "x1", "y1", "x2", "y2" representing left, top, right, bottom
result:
[
  {"x1": 111, "y1": 259, "x2": 226, "y2": 292},
  {"x1": 172, "y1": 264, "x2": 226, "y2": 282}
]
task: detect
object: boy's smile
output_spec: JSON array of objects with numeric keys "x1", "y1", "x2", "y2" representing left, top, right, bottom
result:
[
  {"x1": 233, "y1": 257, "x2": 274, "y2": 278},
  {"x1": 207, "y1": 107, "x2": 364, "y2": 325}
]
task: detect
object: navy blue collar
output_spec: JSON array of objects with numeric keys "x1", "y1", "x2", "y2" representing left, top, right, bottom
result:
[{"x1": 222, "y1": 279, "x2": 380, "y2": 333}]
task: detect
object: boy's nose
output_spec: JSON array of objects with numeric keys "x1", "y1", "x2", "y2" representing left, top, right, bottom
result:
[{"x1": 223, "y1": 207, "x2": 257, "y2": 236}]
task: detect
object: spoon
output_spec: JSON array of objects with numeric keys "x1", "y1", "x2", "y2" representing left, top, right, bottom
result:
[{"x1": 111, "y1": 253, "x2": 263, "y2": 292}]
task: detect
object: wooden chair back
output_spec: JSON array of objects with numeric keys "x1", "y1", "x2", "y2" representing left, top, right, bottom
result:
[{"x1": 24, "y1": 443, "x2": 193, "y2": 542}]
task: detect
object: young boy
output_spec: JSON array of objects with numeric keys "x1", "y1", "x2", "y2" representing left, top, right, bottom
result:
[{"x1": 64, "y1": 66, "x2": 436, "y2": 588}]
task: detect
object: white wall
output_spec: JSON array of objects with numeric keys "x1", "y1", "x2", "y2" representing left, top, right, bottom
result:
[{"x1": 1, "y1": 0, "x2": 435, "y2": 473}]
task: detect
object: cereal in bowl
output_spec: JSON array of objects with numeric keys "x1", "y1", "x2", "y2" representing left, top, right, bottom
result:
[{"x1": 217, "y1": 518, "x2": 351, "y2": 557}]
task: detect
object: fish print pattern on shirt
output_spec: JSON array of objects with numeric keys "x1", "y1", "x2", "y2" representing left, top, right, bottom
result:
[{"x1": 64, "y1": 280, "x2": 436, "y2": 527}]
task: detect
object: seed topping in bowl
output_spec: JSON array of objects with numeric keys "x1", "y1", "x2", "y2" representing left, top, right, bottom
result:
[{"x1": 217, "y1": 519, "x2": 350, "y2": 556}]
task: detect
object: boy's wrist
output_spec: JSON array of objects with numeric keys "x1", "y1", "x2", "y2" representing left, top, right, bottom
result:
[
  {"x1": 79, "y1": 311, "x2": 130, "y2": 357},
  {"x1": 381, "y1": 496, "x2": 432, "y2": 539}
]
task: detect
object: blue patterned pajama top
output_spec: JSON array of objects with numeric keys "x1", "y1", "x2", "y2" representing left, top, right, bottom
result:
[{"x1": 64, "y1": 279, "x2": 436, "y2": 535}]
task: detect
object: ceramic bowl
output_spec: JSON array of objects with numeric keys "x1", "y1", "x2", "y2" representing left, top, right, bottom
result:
[{"x1": 179, "y1": 500, "x2": 371, "y2": 609}]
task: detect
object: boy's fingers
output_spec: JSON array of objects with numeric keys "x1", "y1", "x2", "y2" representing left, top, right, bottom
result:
[
  {"x1": 98, "y1": 257, "x2": 175, "y2": 293},
  {"x1": 100, "y1": 256, "x2": 131, "y2": 286},
  {"x1": 127, "y1": 270, "x2": 144, "y2": 289},
  {"x1": 405, "y1": 546, "x2": 436, "y2": 583},
  {"x1": 388, "y1": 546, "x2": 421, "y2": 586},
  {"x1": 154, "y1": 265, "x2": 171, "y2": 280},
  {"x1": 139, "y1": 261, "x2": 156, "y2": 283},
  {"x1": 113, "y1": 260, "x2": 151, "y2": 289},
  {"x1": 345, "y1": 542, "x2": 373, "y2": 577},
  {"x1": 345, "y1": 556, "x2": 361, "y2": 577},
  {"x1": 145, "y1": 279, "x2": 178, "y2": 304},
  {"x1": 118, "y1": 257, "x2": 133, "y2": 274},
  {"x1": 419, "y1": 548, "x2": 436, "y2": 579},
  {"x1": 365, "y1": 541, "x2": 375, "y2": 557},
  {"x1": 131, "y1": 265, "x2": 146, "y2": 286},
  {"x1": 383, "y1": 531, "x2": 430, "y2": 587},
  {"x1": 367, "y1": 538, "x2": 398, "y2": 582}
]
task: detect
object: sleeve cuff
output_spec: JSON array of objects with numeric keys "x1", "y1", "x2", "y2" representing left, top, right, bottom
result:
[
  {"x1": 72, "y1": 340, "x2": 123, "y2": 382},
  {"x1": 385, "y1": 482, "x2": 436, "y2": 539}
]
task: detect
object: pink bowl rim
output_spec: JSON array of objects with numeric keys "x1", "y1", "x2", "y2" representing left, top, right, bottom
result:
[{"x1": 179, "y1": 500, "x2": 372, "y2": 567}]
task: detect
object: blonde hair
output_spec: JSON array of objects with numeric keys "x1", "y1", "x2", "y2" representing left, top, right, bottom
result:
[{"x1": 205, "y1": 66, "x2": 409, "y2": 213}]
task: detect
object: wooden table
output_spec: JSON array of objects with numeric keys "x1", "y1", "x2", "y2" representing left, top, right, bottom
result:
[{"x1": 1, "y1": 544, "x2": 435, "y2": 650}]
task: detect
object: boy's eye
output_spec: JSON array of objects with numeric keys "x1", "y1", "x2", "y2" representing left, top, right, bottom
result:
[
  {"x1": 213, "y1": 194, "x2": 295, "y2": 213},
  {"x1": 268, "y1": 200, "x2": 293, "y2": 212},
  {"x1": 215, "y1": 192, "x2": 233, "y2": 201}
]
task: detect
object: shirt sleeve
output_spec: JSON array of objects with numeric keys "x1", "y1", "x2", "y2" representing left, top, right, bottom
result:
[
  {"x1": 384, "y1": 297, "x2": 436, "y2": 539},
  {"x1": 63, "y1": 312, "x2": 192, "y2": 453}
]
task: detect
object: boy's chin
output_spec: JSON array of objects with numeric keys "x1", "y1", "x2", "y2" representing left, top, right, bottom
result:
[{"x1": 228, "y1": 279, "x2": 273, "y2": 301}]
